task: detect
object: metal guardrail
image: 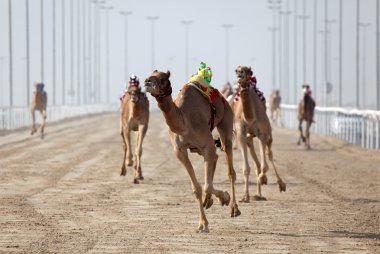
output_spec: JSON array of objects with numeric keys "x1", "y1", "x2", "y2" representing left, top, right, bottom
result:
[
  {"x1": 0, "y1": 104, "x2": 118, "y2": 130},
  {"x1": 280, "y1": 104, "x2": 380, "y2": 150}
]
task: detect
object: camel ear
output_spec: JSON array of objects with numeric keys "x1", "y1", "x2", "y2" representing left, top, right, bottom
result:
[
  {"x1": 166, "y1": 70, "x2": 170, "y2": 78},
  {"x1": 248, "y1": 67, "x2": 253, "y2": 76},
  {"x1": 153, "y1": 70, "x2": 158, "y2": 73}
]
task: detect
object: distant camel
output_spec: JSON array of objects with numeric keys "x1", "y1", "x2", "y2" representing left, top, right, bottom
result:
[
  {"x1": 144, "y1": 66, "x2": 240, "y2": 233},
  {"x1": 30, "y1": 82, "x2": 47, "y2": 139},
  {"x1": 269, "y1": 89, "x2": 282, "y2": 126},
  {"x1": 297, "y1": 84, "x2": 316, "y2": 150},
  {"x1": 221, "y1": 82, "x2": 233, "y2": 99},
  {"x1": 120, "y1": 75, "x2": 149, "y2": 183},
  {"x1": 234, "y1": 66, "x2": 286, "y2": 202}
]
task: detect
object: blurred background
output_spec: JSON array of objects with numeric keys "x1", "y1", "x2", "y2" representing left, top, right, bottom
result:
[{"x1": 0, "y1": 0, "x2": 379, "y2": 109}]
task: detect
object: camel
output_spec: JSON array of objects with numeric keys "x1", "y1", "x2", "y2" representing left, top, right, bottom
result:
[
  {"x1": 269, "y1": 89, "x2": 282, "y2": 126},
  {"x1": 233, "y1": 66, "x2": 286, "y2": 203},
  {"x1": 30, "y1": 82, "x2": 47, "y2": 139},
  {"x1": 144, "y1": 68, "x2": 240, "y2": 233},
  {"x1": 221, "y1": 82, "x2": 233, "y2": 99},
  {"x1": 297, "y1": 84, "x2": 316, "y2": 150},
  {"x1": 119, "y1": 75, "x2": 150, "y2": 183}
]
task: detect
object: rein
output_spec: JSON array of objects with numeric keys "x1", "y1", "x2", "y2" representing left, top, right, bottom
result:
[{"x1": 153, "y1": 83, "x2": 172, "y2": 102}]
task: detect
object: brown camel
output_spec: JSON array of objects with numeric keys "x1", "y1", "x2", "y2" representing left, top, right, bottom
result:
[
  {"x1": 120, "y1": 76, "x2": 149, "y2": 183},
  {"x1": 297, "y1": 84, "x2": 316, "y2": 150},
  {"x1": 30, "y1": 82, "x2": 47, "y2": 139},
  {"x1": 234, "y1": 66, "x2": 286, "y2": 202},
  {"x1": 144, "y1": 70, "x2": 240, "y2": 233},
  {"x1": 269, "y1": 89, "x2": 282, "y2": 126}
]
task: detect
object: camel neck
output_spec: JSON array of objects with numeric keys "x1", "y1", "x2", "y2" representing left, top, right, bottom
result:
[
  {"x1": 157, "y1": 95, "x2": 186, "y2": 135},
  {"x1": 239, "y1": 84, "x2": 256, "y2": 123}
]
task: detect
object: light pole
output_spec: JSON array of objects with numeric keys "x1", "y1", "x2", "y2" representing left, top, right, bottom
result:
[
  {"x1": 377, "y1": 0, "x2": 379, "y2": 110},
  {"x1": 268, "y1": 0, "x2": 281, "y2": 90},
  {"x1": 313, "y1": 0, "x2": 317, "y2": 101},
  {"x1": 69, "y1": 0, "x2": 74, "y2": 103},
  {"x1": 280, "y1": 3, "x2": 291, "y2": 103},
  {"x1": 41, "y1": 0, "x2": 44, "y2": 82},
  {"x1": 25, "y1": 0, "x2": 30, "y2": 106},
  {"x1": 181, "y1": 20, "x2": 192, "y2": 81},
  {"x1": 356, "y1": 0, "x2": 360, "y2": 108},
  {"x1": 77, "y1": 0, "x2": 81, "y2": 105},
  {"x1": 8, "y1": 0, "x2": 13, "y2": 107},
  {"x1": 62, "y1": 0, "x2": 66, "y2": 105},
  {"x1": 268, "y1": 26, "x2": 278, "y2": 91},
  {"x1": 293, "y1": 0, "x2": 298, "y2": 104},
  {"x1": 147, "y1": 16, "x2": 159, "y2": 71},
  {"x1": 338, "y1": 0, "x2": 343, "y2": 107},
  {"x1": 298, "y1": 0, "x2": 310, "y2": 85},
  {"x1": 120, "y1": 11, "x2": 133, "y2": 82},
  {"x1": 222, "y1": 24, "x2": 233, "y2": 82},
  {"x1": 52, "y1": 0, "x2": 56, "y2": 105},
  {"x1": 359, "y1": 22, "x2": 370, "y2": 108},
  {"x1": 101, "y1": 5, "x2": 113, "y2": 104}
]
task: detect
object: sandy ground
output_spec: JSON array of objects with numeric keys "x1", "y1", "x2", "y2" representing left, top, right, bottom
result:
[{"x1": 0, "y1": 111, "x2": 379, "y2": 254}]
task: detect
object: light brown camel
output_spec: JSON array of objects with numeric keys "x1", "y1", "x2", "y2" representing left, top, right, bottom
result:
[
  {"x1": 234, "y1": 66, "x2": 286, "y2": 202},
  {"x1": 144, "y1": 70, "x2": 240, "y2": 233},
  {"x1": 269, "y1": 89, "x2": 282, "y2": 126},
  {"x1": 120, "y1": 76, "x2": 149, "y2": 183},
  {"x1": 221, "y1": 82, "x2": 233, "y2": 99},
  {"x1": 297, "y1": 84, "x2": 316, "y2": 150},
  {"x1": 30, "y1": 82, "x2": 47, "y2": 139}
]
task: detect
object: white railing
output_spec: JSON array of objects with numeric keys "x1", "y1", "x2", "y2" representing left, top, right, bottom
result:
[
  {"x1": 0, "y1": 104, "x2": 118, "y2": 130},
  {"x1": 280, "y1": 104, "x2": 380, "y2": 150}
]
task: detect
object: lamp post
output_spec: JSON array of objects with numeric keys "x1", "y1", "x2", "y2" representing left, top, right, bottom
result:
[
  {"x1": 268, "y1": 26, "x2": 278, "y2": 91},
  {"x1": 359, "y1": 22, "x2": 370, "y2": 108},
  {"x1": 62, "y1": 0, "x2": 66, "y2": 104},
  {"x1": 41, "y1": 0, "x2": 44, "y2": 83},
  {"x1": 101, "y1": 5, "x2": 113, "y2": 103},
  {"x1": 222, "y1": 24, "x2": 233, "y2": 82},
  {"x1": 377, "y1": 0, "x2": 379, "y2": 110},
  {"x1": 280, "y1": 3, "x2": 291, "y2": 103},
  {"x1": 52, "y1": 0, "x2": 56, "y2": 105},
  {"x1": 268, "y1": 0, "x2": 281, "y2": 90},
  {"x1": 120, "y1": 11, "x2": 133, "y2": 82},
  {"x1": 25, "y1": 0, "x2": 30, "y2": 106},
  {"x1": 181, "y1": 20, "x2": 192, "y2": 81},
  {"x1": 147, "y1": 16, "x2": 159, "y2": 71},
  {"x1": 293, "y1": 0, "x2": 298, "y2": 104},
  {"x1": 298, "y1": 0, "x2": 310, "y2": 85},
  {"x1": 356, "y1": 0, "x2": 360, "y2": 108},
  {"x1": 8, "y1": 0, "x2": 13, "y2": 107},
  {"x1": 338, "y1": 0, "x2": 343, "y2": 107}
]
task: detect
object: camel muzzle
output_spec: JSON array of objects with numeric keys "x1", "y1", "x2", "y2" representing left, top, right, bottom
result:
[{"x1": 144, "y1": 82, "x2": 154, "y2": 93}]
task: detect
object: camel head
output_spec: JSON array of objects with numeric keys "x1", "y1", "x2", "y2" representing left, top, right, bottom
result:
[
  {"x1": 128, "y1": 86, "x2": 141, "y2": 103},
  {"x1": 144, "y1": 70, "x2": 172, "y2": 101},
  {"x1": 235, "y1": 66, "x2": 253, "y2": 89},
  {"x1": 34, "y1": 81, "x2": 45, "y2": 93}
]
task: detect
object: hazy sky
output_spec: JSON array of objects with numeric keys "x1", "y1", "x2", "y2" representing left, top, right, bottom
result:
[{"x1": 0, "y1": 0, "x2": 379, "y2": 109}]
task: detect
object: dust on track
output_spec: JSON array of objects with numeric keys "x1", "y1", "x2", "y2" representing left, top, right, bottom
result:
[{"x1": 0, "y1": 112, "x2": 379, "y2": 253}]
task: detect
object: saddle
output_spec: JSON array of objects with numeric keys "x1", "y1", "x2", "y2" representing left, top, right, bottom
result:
[{"x1": 186, "y1": 78, "x2": 226, "y2": 131}]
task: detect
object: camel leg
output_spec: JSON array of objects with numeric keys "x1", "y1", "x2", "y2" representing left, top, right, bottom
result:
[
  {"x1": 174, "y1": 147, "x2": 209, "y2": 233},
  {"x1": 120, "y1": 124, "x2": 128, "y2": 176},
  {"x1": 40, "y1": 109, "x2": 46, "y2": 139},
  {"x1": 247, "y1": 138, "x2": 266, "y2": 201},
  {"x1": 30, "y1": 109, "x2": 37, "y2": 135},
  {"x1": 305, "y1": 121, "x2": 312, "y2": 150},
  {"x1": 134, "y1": 124, "x2": 147, "y2": 181},
  {"x1": 125, "y1": 128, "x2": 133, "y2": 167},
  {"x1": 217, "y1": 121, "x2": 241, "y2": 217},
  {"x1": 258, "y1": 135, "x2": 269, "y2": 186},
  {"x1": 236, "y1": 127, "x2": 251, "y2": 203},
  {"x1": 266, "y1": 139, "x2": 286, "y2": 192},
  {"x1": 297, "y1": 120, "x2": 305, "y2": 145}
]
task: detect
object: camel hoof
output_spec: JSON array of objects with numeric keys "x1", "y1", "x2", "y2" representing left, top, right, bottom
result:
[
  {"x1": 239, "y1": 194, "x2": 250, "y2": 203},
  {"x1": 196, "y1": 225, "x2": 209, "y2": 233},
  {"x1": 203, "y1": 198, "x2": 213, "y2": 209},
  {"x1": 127, "y1": 161, "x2": 133, "y2": 167},
  {"x1": 259, "y1": 174, "x2": 267, "y2": 185},
  {"x1": 120, "y1": 167, "x2": 127, "y2": 176},
  {"x1": 133, "y1": 178, "x2": 140, "y2": 184},
  {"x1": 220, "y1": 191, "x2": 230, "y2": 206},
  {"x1": 230, "y1": 205, "x2": 241, "y2": 217},
  {"x1": 252, "y1": 195, "x2": 267, "y2": 201},
  {"x1": 278, "y1": 180, "x2": 286, "y2": 192}
]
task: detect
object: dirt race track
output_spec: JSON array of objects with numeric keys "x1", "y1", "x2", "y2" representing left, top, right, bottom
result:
[{"x1": 0, "y1": 111, "x2": 379, "y2": 253}]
